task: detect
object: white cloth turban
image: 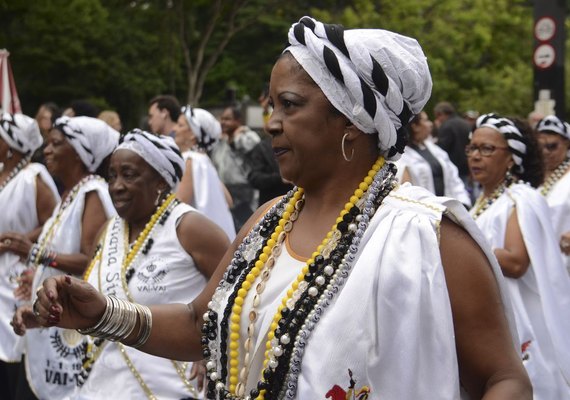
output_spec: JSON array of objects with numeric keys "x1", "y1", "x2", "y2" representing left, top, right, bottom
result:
[
  {"x1": 116, "y1": 129, "x2": 185, "y2": 189},
  {"x1": 474, "y1": 113, "x2": 527, "y2": 173},
  {"x1": 54, "y1": 116, "x2": 119, "y2": 172},
  {"x1": 181, "y1": 105, "x2": 221, "y2": 152},
  {"x1": 285, "y1": 16, "x2": 433, "y2": 160},
  {"x1": 536, "y1": 115, "x2": 570, "y2": 141},
  {"x1": 0, "y1": 112, "x2": 43, "y2": 156}
]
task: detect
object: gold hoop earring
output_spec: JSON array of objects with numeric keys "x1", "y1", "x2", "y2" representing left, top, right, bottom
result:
[{"x1": 341, "y1": 132, "x2": 354, "y2": 162}]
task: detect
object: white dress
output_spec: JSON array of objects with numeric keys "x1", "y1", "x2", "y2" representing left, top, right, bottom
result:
[
  {"x1": 77, "y1": 203, "x2": 207, "y2": 399},
  {"x1": 396, "y1": 141, "x2": 471, "y2": 206},
  {"x1": 0, "y1": 163, "x2": 59, "y2": 362},
  {"x1": 472, "y1": 183, "x2": 570, "y2": 399},
  {"x1": 25, "y1": 178, "x2": 115, "y2": 400},
  {"x1": 541, "y1": 170, "x2": 570, "y2": 274},
  {"x1": 210, "y1": 184, "x2": 517, "y2": 399},
  {"x1": 182, "y1": 150, "x2": 236, "y2": 241}
]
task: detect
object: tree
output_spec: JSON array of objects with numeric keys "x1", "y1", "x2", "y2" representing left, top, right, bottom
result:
[{"x1": 311, "y1": 0, "x2": 535, "y2": 117}]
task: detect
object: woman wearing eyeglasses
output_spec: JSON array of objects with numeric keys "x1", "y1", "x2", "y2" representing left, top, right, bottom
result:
[
  {"x1": 467, "y1": 113, "x2": 570, "y2": 399},
  {"x1": 535, "y1": 116, "x2": 570, "y2": 274}
]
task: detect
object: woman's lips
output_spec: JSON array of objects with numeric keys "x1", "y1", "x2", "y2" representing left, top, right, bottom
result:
[{"x1": 273, "y1": 147, "x2": 289, "y2": 157}]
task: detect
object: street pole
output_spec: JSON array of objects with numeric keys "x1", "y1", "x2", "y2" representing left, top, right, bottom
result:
[{"x1": 532, "y1": 0, "x2": 566, "y2": 118}]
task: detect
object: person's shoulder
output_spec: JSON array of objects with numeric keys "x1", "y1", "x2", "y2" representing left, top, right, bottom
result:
[{"x1": 384, "y1": 184, "x2": 447, "y2": 216}]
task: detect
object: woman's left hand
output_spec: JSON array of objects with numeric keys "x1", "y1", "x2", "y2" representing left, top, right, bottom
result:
[
  {"x1": 188, "y1": 360, "x2": 206, "y2": 392},
  {"x1": 0, "y1": 232, "x2": 33, "y2": 258},
  {"x1": 11, "y1": 304, "x2": 40, "y2": 336}
]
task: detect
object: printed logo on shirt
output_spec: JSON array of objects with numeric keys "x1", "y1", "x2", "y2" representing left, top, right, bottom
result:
[
  {"x1": 134, "y1": 257, "x2": 169, "y2": 293},
  {"x1": 45, "y1": 330, "x2": 86, "y2": 386}
]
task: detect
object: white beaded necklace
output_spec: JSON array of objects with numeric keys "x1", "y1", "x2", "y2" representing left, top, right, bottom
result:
[{"x1": 0, "y1": 158, "x2": 29, "y2": 193}]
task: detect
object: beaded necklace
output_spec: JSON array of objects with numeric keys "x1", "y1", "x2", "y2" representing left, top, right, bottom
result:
[
  {"x1": 81, "y1": 194, "x2": 198, "y2": 399},
  {"x1": 540, "y1": 157, "x2": 570, "y2": 197},
  {"x1": 471, "y1": 174, "x2": 518, "y2": 220},
  {"x1": 202, "y1": 157, "x2": 398, "y2": 400},
  {"x1": 0, "y1": 158, "x2": 29, "y2": 193},
  {"x1": 30, "y1": 174, "x2": 102, "y2": 268}
]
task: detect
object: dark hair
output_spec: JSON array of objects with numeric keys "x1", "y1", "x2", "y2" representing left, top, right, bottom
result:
[
  {"x1": 433, "y1": 101, "x2": 456, "y2": 116},
  {"x1": 69, "y1": 100, "x2": 99, "y2": 118},
  {"x1": 149, "y1": 95, "x2": 181, "y2": 122},
  {"x1": 224, "y1": 105, "x2": 242, "y2": 122},
  {"x1": 40, "y1": 102, "x2": 62, "y2": 123},
  {"x1": 509, "y1": 117, "x2": 544, "y2": 188}
]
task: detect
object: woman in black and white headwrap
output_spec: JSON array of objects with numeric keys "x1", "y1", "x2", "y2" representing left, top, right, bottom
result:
[
  {"x1": 468, "y1": 113, "x2": 570, "y2": 398},
  {"x1": 535, "y1": 116, "x2": 570, "y2": 272},
  {"x1": 0, "y1": 113, "x2": 59, "y2": 400},
  {"x1": 59, "y1": 129, "x2": 229, "y2": 399},
  {"x1": 34, "y1": 17, "x2": 530, "y2": 399},
  {"x1": 9, "y1": 116, "x2": 118, "y2": 400},
  {"x1": 174, "y1": 106, "x2": 236, "y2": 240}
]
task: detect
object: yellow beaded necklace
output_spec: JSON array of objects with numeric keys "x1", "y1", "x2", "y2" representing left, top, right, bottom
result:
[{"x1": 227, "y1": 156, "x2": 384, "y2": 398}]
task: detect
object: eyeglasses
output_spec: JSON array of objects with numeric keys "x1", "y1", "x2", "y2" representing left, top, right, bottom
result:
[
  {"x1": 465, "y1": 144, "x2": 509, "y2": 157},
  {"x1": 540, "y1": 142, "x2": 560, "y2": 152}
]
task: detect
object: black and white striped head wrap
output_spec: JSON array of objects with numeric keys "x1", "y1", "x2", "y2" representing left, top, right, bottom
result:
[
  {"x1": 54, "y1": 116, "x2": 119, "y2": 172},
  {"x1": 181, "y1": 105, "x2": 221, "y2": 152},
  {"x1": 285, "y1": 16, "x2": 432, "y2": 160},
  {"x1": 116, "y1": 129, "x2": 185, "y2": 189},
  {"x1": 536, "y1": 115, "x2": 570, "y2": 141},
  {"x1": 474, "y1": 113, "x2": 527, "y2": 173},
  {"x1": 0, "y1": 112, "x2": 43, "y2": 157}
]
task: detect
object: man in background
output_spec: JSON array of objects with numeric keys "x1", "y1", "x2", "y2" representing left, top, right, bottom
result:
[{"x1": 147, "y1": 95, "x2": 180, "y2": 137}]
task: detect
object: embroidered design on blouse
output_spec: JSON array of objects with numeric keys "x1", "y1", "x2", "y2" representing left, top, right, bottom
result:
[
  {"x1": 325, "y1": 369, "x2": 371, "y2": 400},
  {"x1": 521, "y1": 340, "x2": 532, "y2": 362}
]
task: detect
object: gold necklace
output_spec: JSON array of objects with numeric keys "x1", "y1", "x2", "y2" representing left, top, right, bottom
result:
[
  {"x1": 227, "y1": 157, "x2": 385, "y2": 398},
  {"x1": 540, "y1": 158, "x2": 570, "y2": 196}
]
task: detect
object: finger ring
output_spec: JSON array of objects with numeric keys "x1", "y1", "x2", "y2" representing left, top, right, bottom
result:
[
  {"x1": 3, "y1": 239, "x2": 10, "y2": 246},
  {"x1": 32, "y1": 299, "x2": 41, "y2": 318}
]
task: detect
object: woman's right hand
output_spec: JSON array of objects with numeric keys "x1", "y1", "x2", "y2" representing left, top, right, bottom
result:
[{"x1": 35, "y1": 275, "x2": 107, "y2": 330}]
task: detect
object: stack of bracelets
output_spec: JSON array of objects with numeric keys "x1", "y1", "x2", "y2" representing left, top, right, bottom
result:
[
  {"x1": 26, "y1": 244, "x2": 58, "y2": 268},
  {"x1": 77, "y1": 295, "x2": 152, "y2": 349}
]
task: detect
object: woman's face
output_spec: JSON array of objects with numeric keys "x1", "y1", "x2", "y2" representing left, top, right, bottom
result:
[
  {"x1": 467, "y1": 127, "x2": 513, "y2": 189},
  {"x1": 173, "y1": 115, "x2": 197, "y2": 151},
  {"x1": 411, "y1": 111, "x2": 433, "y2": 143},
  {"x1": 537, "y1": 132, "x2": 569, "y2": 173},
  {"x1": 266, "y1": 55, "x2": 347, "y2": 187},
  {"x1": 43, "y1": 128, "x2": 83, "y2": 179},
  {"x1": 36, "y1": 106, "x2": 53, "y2": 135},
  {"x1": 108, "y1": 149, "x2": 166, "y2": 223}
]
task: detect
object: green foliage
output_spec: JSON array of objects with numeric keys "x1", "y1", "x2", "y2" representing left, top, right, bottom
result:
[
  {"x1": 311, "y1": 0, "x2": 535, "y2": 117},
  {"x1": 0, "y1": 0, "x2": 564, "y2": 128}
]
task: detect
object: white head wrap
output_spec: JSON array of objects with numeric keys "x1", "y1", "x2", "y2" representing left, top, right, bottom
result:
[
  {"x1": 181, "y1": 105, "x2": 221, "y2": 152},
  {"x1": 536, "y1": 115, "x2": 570, "y2": 141},
  {"x1": 474, "y1": 113, "x2": 527, "y2": 173},
  {"x1": 0, "y1": 112, "x2": 43, "y2": 156},
  {"x1": 116, "y1": 129, "x2": 185, "y2": 189},
  {"x1": 285, "y1": 16, "x2": 432, "y2": 160},
  {"x1": 54, "y1": 116, "x2": 119, "y2": 172}
]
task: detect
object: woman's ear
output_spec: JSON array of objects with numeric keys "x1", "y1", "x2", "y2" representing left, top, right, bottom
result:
[{"x1": 344, "y1": 121, "x2": 361, "y2": 141}]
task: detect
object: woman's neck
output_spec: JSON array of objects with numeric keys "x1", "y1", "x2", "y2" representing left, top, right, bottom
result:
[
  {"x1": 59, "y1": 169, "x2": 90, "y2": 198},
  {"x1": 482, "y1": 177, "x2": 507, "y2": 197},
  {"x1": 0, "y1": 153, "x2": 25, "y2": 177},
  {"x1": 127, "y1": 210, "x2": 157, "y2": 243}
]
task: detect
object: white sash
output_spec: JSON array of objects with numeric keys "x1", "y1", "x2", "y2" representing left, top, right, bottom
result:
[{"x1": 84, "y1": 216, "x2": 199, "y2": 399}]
